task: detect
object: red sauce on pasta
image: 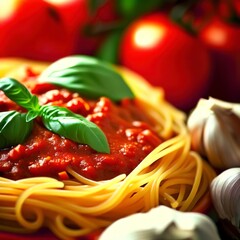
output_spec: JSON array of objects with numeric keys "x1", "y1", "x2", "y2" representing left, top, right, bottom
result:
[{"x1": 0, "y1": 68, "x2": 162, "y2": 181}]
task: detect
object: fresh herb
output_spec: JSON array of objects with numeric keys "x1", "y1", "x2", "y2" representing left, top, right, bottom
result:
[
  {"x1": 0, "y1": 77, "x2": 110, "y2": 153},
  {"x1": 0, "y1": 111, "x2": 33, "y2": 149},
  {"x1": 0, "y1": 78, "x2": 40, "y2": 113},
  {"x1": 0, "y1": 56, "x2": 135, "y2": 152},
  {"x1": 39, "y1": 55, "x2": 134, "y2": 101},
  {"x1": 41, "y1": 105, "x2": 110, "y2": 153}
]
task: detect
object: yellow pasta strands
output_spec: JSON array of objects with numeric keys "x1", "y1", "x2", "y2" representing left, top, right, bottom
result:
[{"x1": 0, "y1": 58, "x2": 216, "y2": 239}]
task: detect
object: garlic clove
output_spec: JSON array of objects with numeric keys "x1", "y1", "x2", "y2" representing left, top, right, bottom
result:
[
  {"x1": 231, "y1": 183, "x2": 240, "y2": 226},
  {"x1": 231, "y1": 188, "x2": 240, "y2": 228},
  {"x1": 210, "y1": 168, "x2": 240, "y2": 230},
  {"x1": 221, "y1": 173, "x2": 238, "y2": 224},
  {"x1": 209, "y1": 97, "x2": 240, "y2": 118},
  {"x1": 203, "y1": 113, "x2": 226, "y2": 168},
  {"x1": 187, "y1": 97, "x2": 240, "y2": 169},
  {"x1": 187, "y1": 98, "x2": 212, "y2": 154},
  {"x1": 99, "y1": 205, "x2": 221, "y2": 240}
]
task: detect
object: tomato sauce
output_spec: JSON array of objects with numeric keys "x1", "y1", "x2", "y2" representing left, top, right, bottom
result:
[{"x1": 0, "y1": 68, "x2": 162, "y2": 181}]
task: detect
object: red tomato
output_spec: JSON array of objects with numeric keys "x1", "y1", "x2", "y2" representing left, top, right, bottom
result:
[
  {"x1": 44, "y1": 0, "x2": 90, "y2": 34},
  {"x1": 0, "y1": 0, "x2": 75, "y2": 61},
  {"x1": 119, "y1": 13, "x2": 212, "y2": 110},
  {"x1": 199, "y1": 17, "x2": 240, "y2": 102}
]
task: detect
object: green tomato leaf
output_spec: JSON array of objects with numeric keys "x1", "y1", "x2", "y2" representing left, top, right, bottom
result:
[
  {"x1": 41, "y1": 105, "x2": 110, "y2": 153},
  {"x1": 0, "y1": 111, "x2": 33, "y2": 149},
  {"x1": 39, "y1": 55, "x2": 134, "y2": 102},
  {"x1": 0, "y1": 78, "x2": 40, "y2": 113}
]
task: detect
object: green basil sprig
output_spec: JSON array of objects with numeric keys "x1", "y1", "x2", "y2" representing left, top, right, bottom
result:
[
  {"x1": 0, "y1": 111, "x2": 33, "y2": 149},
  {"x1": 0, "y1": 77, "x2": 110, "y2": 153},
  {"x1": 41, "y1": 105, "x2": 110, "y2": 153},
  {"x1": 0, "y1": 78, "x2": 40, "y2": 119},
  {"x1": 39, "y1": 55, "x2": 135, "y2": 101}
]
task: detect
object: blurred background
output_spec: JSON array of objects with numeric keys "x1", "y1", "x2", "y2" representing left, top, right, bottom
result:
[{"x1": 0, "y1": 0, "x2": 239, "y2": 111}]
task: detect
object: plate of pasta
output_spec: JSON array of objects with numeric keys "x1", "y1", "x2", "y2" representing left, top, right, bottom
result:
[{"x1": 0, "y1": 56, "x2": 216, "y2": 240}]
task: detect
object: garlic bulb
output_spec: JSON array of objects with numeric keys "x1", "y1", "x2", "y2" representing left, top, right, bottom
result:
[
  {"x1": 187, "y1": 97, "x2": 240, "y2": 169},
  {"x1": 99, "y1": 206, "x2": 221, "y2": 240},
  {"x1": 210, "y1": 168, "x2": 240, "y2": 231}
]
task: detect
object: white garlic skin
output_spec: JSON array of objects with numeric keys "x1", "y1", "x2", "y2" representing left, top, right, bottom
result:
[
  {"x1": 210, "y1": 168, "x2": 240, "y2": 230},
  {"x1": 187, "y1": 97, "x2": 240, "y2": 169},
  {"x1": 99, "y1": 205, "x2": 221, "y2": 240}
]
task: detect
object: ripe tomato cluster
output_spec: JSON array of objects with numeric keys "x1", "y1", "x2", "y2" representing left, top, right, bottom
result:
[
  {"x1": 118, "y1": 1, "x2": 240, "y2": 110},
  {"x1": 119, "y1": 13, "x2": 211, "y2": 110},
  {"x1": 0, "y1": 0, "x2": 239, "y2": 111},
  {"x1": 0, "y1": 0, "x2": 119, "y2": 61}
]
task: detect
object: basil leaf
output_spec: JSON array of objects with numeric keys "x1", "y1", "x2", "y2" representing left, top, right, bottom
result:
[
  {"x1": 0, "y1": 111, "x2": 33, "y2": 149},
  {"x1": 0, "y1": 78, "x2": 40, "y2": 113},
  {"x1": 41, "y1": 105, "x2": 110, "y2": 153},
  {"x1": 26, "y1": 110, "x2": 40, "y2": 122},
  {"x1": 39, "y1": 55, "x2": 134, "y2": 101}
]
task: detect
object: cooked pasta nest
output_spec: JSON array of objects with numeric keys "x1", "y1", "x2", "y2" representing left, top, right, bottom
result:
[{"x1": 0, "y1": 58, "x2": 216, "y2": 239}]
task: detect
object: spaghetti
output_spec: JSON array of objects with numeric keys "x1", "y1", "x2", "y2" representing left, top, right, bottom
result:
[{"x1": 0, "y1": 58, "x2": 216, "y2": 239}]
